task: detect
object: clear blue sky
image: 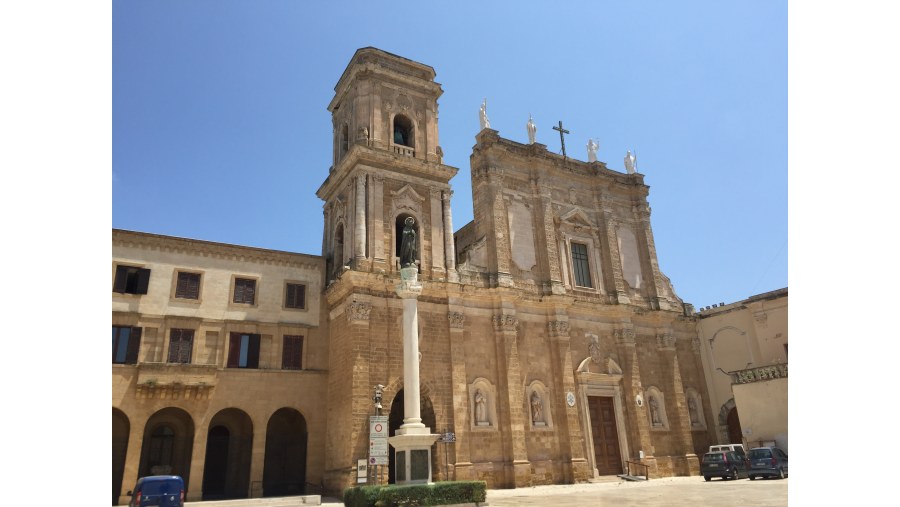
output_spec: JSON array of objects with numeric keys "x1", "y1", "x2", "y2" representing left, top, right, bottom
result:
[{"x1": 112, "y1": 0, "x2": 787, "y2": 309}]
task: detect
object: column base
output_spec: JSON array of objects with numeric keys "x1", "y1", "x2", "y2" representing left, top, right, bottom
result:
[{"x1": 388, "y1": 433, "x2": 441, "y2": 485}]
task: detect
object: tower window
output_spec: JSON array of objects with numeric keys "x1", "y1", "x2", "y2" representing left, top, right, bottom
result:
[{"x1": 393, "y1": 115, "x2": 413, "y2": 147}]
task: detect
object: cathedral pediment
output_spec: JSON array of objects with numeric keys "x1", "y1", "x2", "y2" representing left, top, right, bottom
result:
[
  {"x1": 391, "y1": 184, "x2": 426, "y2": 203},
  {"x1": 560, "y1": 208, "x2": 594, "y2": 229}
]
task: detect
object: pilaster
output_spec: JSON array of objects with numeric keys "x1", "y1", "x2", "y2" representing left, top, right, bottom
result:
[
  {"x1": 635, "y1": 203, "x2": 670, "y2": 310},
  {"x1": 442, "y1": 190, "x2": 458, "y2": 282},
  {"x1": 602, "y1": 211, "x2": 630, "y2": 304},
  {"x1": 546, "y1": 315, "x2": 590, "y2": 482},
  {"x1": 447, "y1": 309, "x2": 470, "y2": 479},
  {"x1": 492, "y1": 312, "x2": 530, "y2": 486}
]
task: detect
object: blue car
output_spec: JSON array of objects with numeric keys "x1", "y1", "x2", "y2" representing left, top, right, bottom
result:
[
  {"x1": 127, "y1": 475, "x2": 185, "y2": 507},
  {"x1": 748, "y1": 447, "x2": 788, "y2": 480}
]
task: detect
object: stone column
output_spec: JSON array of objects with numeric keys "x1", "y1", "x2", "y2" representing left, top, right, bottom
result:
[
  {"x1": 442, "y1": 190, "x2": 459, "y2": 282},
  {"x1": 430, "y1": 188, "x2": 446, "y2": 279},
  {"x1": 118, "y1": 416, "x2": 147, "y2": 505},
  {"x1": 186, "y1": 424, "x2": 208, "y2": 501},
  {"x1": 388, "y1": 267, "x2": 439, "y2": 484},
  {"x1": 354, "y1": 172, "x2": 367, "y2": 265},
  {"x1": 248, "y1": 417, "x2": 268, "y2": 497}
]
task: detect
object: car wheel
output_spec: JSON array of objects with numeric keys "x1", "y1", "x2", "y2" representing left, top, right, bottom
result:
[
  {"x1": 749, "y1": 475, "x2": 756, "y2": 480},
  {"x1": 704, "y1": 476, "x2": 711, "y2": 482},
  {"x1": 778, "y1": 468, "x2": 785, "y2": 479},
  {"x1": 731, "y1": 468, "x2": 739, "y2": 480}
]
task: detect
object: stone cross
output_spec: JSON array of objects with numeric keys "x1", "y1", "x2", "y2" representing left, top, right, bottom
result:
[{"x1": 552, "y1": 121, "x2": 570, "y2": 162}]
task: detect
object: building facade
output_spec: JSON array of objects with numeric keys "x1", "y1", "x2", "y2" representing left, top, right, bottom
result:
[
  {"x1": 113, "y1": 48, "x2": 735, "y2": 502},
  {"x1": 695, "y1": 288, "x2": 788, "y2": 452}
]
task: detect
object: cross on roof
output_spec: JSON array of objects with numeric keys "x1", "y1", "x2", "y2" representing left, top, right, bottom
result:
[{"x1": 552, "y1": 121, "x2": 570, "y2": 162}]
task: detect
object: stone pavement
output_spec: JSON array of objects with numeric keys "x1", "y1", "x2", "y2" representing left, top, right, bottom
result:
[{"x1": 184, "y1": 476, "x2": 788, "y2": 506}]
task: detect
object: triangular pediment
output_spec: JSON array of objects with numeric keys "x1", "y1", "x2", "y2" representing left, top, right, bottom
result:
[
  {"x1": 391, "y1": 184, "x2": 425, "y2": 203},
  {"x1": 561, "y1": 208, "x2": 594, "y2": 228}
]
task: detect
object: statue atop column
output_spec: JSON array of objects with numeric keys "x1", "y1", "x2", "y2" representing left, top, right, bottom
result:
[
  {"x1": 400, "y1": 217, "x2": 418, "y2": 268},
  {"x1": 479, "y1": 98, "x2": 491, "y2": 130},
  {"x1": 526, "y1": 114, "x2": 537, "y2": 144}
]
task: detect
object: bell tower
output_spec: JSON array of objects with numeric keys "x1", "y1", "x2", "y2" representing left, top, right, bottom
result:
[{"x1": 317, "y1": 48, "x2": 459, "y2": 282}]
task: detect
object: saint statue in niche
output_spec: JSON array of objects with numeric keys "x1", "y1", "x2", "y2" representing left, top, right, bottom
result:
[
  {"x1": 474, "y1": 389, "x2": 487, "y2": 424},
  {"x1": 649, "y1": 396, "x2": 661, "y2": 426},
  {"x1": 399, "y1": 217, "x2": 417, "y2": 268},
  {"x1": 530, "y1": 391, "x2": 544, "y2": 424}
]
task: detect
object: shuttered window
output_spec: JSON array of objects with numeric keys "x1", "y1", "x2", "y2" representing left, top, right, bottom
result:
[
  {"x1": 571, "y1": 242, "x2": 593, "y2": 288},
  {"x1": 233, "y1": 278, "x2": 257, "y2": 305},
  {"x1": 167, "y1": 328, "x2": 194, "y2": 364},
  {"x1": 175, "y1": 272, "x2": 201, "y2": 300},
  {"x1": 112, "y1": 326, "x2": 142, "y2": 364},
  {"x1": 285, "y1": 283, "x2": 306, "y2": 309},
  {"x1": 282, "y1": 335, "x2": 304, "y2": 370},
  {"x1": 113, "y1": 265, "x2": 151, "y2": 295},
  {"x1": 228, "y1": 332, "x2": 260, "y2": 368}
]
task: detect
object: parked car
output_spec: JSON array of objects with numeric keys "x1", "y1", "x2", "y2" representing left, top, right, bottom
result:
[
  {"x1": 127, "y1": 475, "x2": 185, "y2": 507},
  {"x1": 748, "y1": 446, "x2": 788, "y2": 480},
  {"x1": 701, "y1": 450, "x2": 749, "y2": 481}
]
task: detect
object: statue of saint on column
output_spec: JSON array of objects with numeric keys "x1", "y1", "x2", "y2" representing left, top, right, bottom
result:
[{"x1": 400, "y1": 217, "x2": 418, "y2": 268}]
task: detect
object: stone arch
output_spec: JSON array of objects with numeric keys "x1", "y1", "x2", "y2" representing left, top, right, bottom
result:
[
  {"x1": 113, "y1": 408, "x2": 129, "y2": 505},
  {"x1": 644, "y1": 386, "x2": 670, "y2": 431},
  {"x1": 718, "y1": 398, "x2": 744, "y2": 445},
  {"x1": 263, "y1": 408, "x2": 308, "y2": 497},
  {"x1": 138, "y1": 407, "x2": 195, "y2": 490},
  {"x1": 526, "y1": 380, "x2": 553, "y2": 429},
  {"x1": 202, "y1": 408, "x2": 253, "y2": 500}
]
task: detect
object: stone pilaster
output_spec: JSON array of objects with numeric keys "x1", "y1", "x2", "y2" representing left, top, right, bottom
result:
[
  {"x1": 492, "y1": 312, "x2": 530, "y2": 486},
  {"x1": 546, "y1": 316, "x2": 590, "y2": 482},
  {"x1": 616, "y1": 328, "x2": 657, "y2": 476},
  {"x1": 603, "y1": 212, "x2": 630, "y2": 304},
  {"x1": 537, "y1": 185, "x2": 565, "y2": 295},
  {"x1": 118, "y1": 416, "x2": 146, "y2": 505},
  {"x1": 248, "y1": 417, "x2": 268, "y2": 497},
  {"x1": 447, "y1": 309, "x2": 470, "y2": 479},
  {"x1": 635, "y1": 203, "x2": 670, "y2": 310},
  {"x1": 492, "y1": 192, "x2": 514, "y2": 288},
  {"x1": 442, "y1": 190, "x2": 458, "y2": 282},
  {"x1": 370, "y1": 174, "x2": 386, "y2": 269},
  {"x1": 671, "y1": 354, "x2": 700, "y2": 475},
  {"x1": 354, "y1": 172, "x2": 367, "y2": 266},
  {"x1": 429, "y1": 187, "x2": 446, "y2": 279}
]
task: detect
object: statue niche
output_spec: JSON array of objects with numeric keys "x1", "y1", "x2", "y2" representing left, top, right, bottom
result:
[{"x1": 395, "y1": 213, "x2": 420, "y2": 271}]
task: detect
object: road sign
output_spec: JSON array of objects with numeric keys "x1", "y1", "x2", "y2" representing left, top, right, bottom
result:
[
  {"x1": 369, "y1": 456, "x2": 388, "y2": 465},
  {"x1": 370, "y1": 438, "x2": 389, "y2": 456},
  {"x1": 370, "y1": 416, "x2": 388, "y2": 438},
  {"x1": 440, "y1": 432, "x2": 456, "y2": 443},
  {"x1": 356, "y1": 459, "x2": 368, "y2": 483}
]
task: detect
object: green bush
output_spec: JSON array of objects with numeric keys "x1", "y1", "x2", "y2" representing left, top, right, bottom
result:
[{"x1": 343, "y1": 481, "x2": 487, "y2": 506}]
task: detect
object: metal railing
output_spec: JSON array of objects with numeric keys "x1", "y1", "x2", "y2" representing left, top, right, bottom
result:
[{"x1": 625, "y1": 460, "x2": 649, "y2": 480}]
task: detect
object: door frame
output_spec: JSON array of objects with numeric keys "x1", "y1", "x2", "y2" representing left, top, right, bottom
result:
[{"x1": 576, "y1": 372, "x2": 630, "y2": 477}]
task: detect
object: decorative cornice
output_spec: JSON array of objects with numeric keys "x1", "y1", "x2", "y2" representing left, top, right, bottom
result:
[
  {"x1": 492, "y1": 314, "x2": 519, "y2": 332},
  {"x1": 346, "y1": 301, "x2": 372, "y2": 323},
  {"x1": 448, "y1": 311, "x2": 465, "y2": 329},
  {"x1": 731, "y1": 363, "x2": 788, "y2": 385},
  {"x1": 112, "y1": 229, "x2": 323, "y2": 270}
]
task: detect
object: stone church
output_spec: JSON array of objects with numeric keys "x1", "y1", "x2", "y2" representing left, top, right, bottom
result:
[{"x1": 112, "y1": 47, "x2": 714, "y2": 503}]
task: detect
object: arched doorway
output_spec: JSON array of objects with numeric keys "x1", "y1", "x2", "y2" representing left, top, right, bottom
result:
[
  {"x1": 113, "y1": 408, "x2": 129, "y2": 505},
  {"x1": 201, "y1": 408, "x2": 253, "y2": 500},
  {"x1": 263, "y1": 408, "x2": 308, "y2": 497},
  {"x1": 387, "y1": 389, "x2": 436, "y2": 484},
  {"x1": 726, "y1": 406, "x2": 743, "y2": 446},
  {"x1": 138, "y1": 408, "x2": 195, "y2": 491}
]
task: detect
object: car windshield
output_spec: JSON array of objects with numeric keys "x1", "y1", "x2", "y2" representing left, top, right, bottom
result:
[
  {"x1": 703, "y1": 453, "x2": 725, "y2": 462},
  {"x1": 749, "y1": 449, "x2": 772, "y2": 459}
]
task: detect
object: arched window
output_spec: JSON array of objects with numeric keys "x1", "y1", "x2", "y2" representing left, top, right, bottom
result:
[
  {"x1": 341, "y1": 124, "x2": 349, "y2": 158},
  {"x1": 392, "y1": 115, "x2": 413, "y2": 147},
  {"x1": 333, "y1": 223, "x2": 345, "y2": 277}
]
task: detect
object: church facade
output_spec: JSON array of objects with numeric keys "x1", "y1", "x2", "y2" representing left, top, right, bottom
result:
[{"x1": 112, "y1": 47, "x2": 717, "y2": 503}]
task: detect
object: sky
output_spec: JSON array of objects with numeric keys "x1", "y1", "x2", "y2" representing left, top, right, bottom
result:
[{"x1": 112, "y1": 1, "x2": 787, "y2": 310}]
